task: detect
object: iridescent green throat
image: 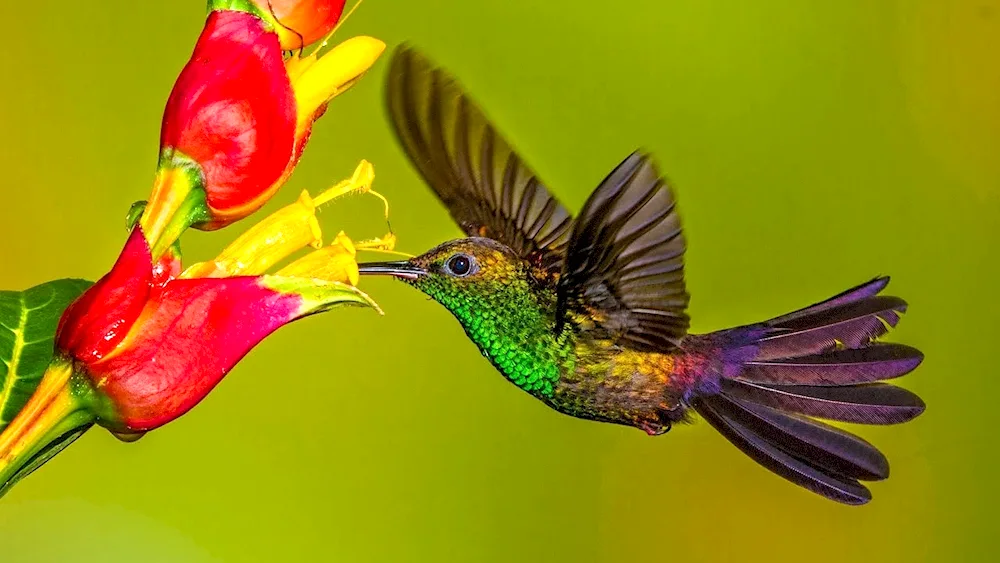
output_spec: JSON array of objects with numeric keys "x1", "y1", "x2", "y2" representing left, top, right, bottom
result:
[{"x1": 416, "y1": 276, "x2": 573, "y2": 397}]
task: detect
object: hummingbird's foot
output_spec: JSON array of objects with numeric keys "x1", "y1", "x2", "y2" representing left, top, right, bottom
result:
[{"x1": 638, "y1": 420, "x2": 671, "y2": 436}]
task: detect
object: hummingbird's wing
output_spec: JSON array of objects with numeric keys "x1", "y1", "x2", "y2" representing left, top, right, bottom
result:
[
  {"x1": 556, "y1": 152, "x2": 690, "y2": 352},
  {"x1": 385, "y1": 45, "x2": 574, "y2": 284}
]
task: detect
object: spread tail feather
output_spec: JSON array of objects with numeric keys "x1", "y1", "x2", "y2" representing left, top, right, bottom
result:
[{"x1": 691, "y1": 276, "x2": 925, "y2": 505}]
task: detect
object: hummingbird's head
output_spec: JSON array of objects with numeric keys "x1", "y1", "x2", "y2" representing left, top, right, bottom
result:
[
  {"x1": 358, "y1": 237, "x2": 553, "y2": 329},
  {"x1": 359, "y1": 238, "x2": 561, "y2": 394}
]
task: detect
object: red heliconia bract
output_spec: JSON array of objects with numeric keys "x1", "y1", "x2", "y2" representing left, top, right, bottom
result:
[
  {"x1": 159, "y1": 9, "x2": 297, "y2": 230},
  {"x1": 53, "y1": 226, "x2": 373, "y2": 432}
]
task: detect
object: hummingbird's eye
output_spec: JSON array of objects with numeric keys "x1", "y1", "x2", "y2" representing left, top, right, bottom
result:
[{"x1": 445, "y1": 253, "x2": 475, "y2": 277}]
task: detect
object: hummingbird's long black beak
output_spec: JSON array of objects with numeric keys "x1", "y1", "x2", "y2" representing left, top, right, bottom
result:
[{"x1": 357, "y1": 260, "x2": 427, "y2": 280}]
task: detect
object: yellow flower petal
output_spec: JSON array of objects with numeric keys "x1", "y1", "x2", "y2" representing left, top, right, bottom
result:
[
  {"x1": 179, "y1": 160, "x2": 377, "y2": 280},
  {"x1": 181, "y1": 189, "x2": 322, "y2": 279},
  {"x1": 277, "y1": 231, "x2": 360, "y2": 286}
]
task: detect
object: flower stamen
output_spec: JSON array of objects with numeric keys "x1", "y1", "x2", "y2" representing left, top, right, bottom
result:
[
  {"x1": 355, "y1": 232, "x2": 396, "y2": 252},
  {"x1": 312, "y1": 159, "x2": 374, "y2": 206}
]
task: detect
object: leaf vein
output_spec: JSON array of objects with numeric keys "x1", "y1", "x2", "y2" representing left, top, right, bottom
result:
[{"x1": 0, "y1": 294, "x2": 30, "y2": 424}]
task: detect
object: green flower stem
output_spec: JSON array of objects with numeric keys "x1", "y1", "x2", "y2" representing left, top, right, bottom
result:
[
  {"x1": 207, "y1": 0, "x2": 273, "y2": 27},
  {"x1": 0, "y1": 359, "x2": 96, "y2": 498},
  {"x1": 139, "y1": 154, "x2": 210, "y2": 260}
]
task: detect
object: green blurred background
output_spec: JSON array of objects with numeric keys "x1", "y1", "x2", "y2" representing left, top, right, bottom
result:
[{"x1": 1, "y1": 0, "x2": 997, "y2": 561}]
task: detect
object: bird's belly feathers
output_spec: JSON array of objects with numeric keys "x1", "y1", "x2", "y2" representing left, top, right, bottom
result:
[
  {"x1": 458, "y1": 308, "x2": 716, "y2": 434},
  {"x1": 548, "y1": 346, "x2": 713, "y2": 435}
]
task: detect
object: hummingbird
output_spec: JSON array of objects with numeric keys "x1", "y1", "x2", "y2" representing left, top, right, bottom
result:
[{"x1": 360, "y1": 45, "x2": 926, "y2": 505}]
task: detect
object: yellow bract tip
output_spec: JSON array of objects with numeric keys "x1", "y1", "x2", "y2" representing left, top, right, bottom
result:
[{"x1": 292, "y1": 36, "x2": 386, "y2": 132}]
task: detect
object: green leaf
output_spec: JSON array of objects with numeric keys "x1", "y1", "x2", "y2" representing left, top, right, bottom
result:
[{"x1": 0, "y1": 279, "x2": 93, "y2": 434}]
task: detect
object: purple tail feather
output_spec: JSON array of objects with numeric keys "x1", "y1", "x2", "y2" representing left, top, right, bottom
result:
[{"x1": 690, "y1": 276, "x2": 925, "y2": 505}]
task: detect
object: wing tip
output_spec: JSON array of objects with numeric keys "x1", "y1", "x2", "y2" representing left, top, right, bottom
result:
[
  {"x1": 391, "y1": 42, "x2": 419, "y2": 63},
  {"x1": 620, "y1": 149, "x2": 657, "y2": 174}
]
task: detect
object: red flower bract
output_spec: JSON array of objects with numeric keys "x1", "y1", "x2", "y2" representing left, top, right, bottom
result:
[
  {"x1": 160, "y1": 9, "x2": 296, "y2": 230},
  {"x1": 54, "y1": 226, "x2": 371, "y2": 432},
  {"x1": 91, "y1": 276, "x2": 297, "y2": 429},
  {"x1": 55, "y1": 233, "x2": 173, "y2": 364}
]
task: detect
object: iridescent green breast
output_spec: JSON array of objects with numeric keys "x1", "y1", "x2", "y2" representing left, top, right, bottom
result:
[{"x1": 417, "y1": 273, "x2": 572, "y2": 397}]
